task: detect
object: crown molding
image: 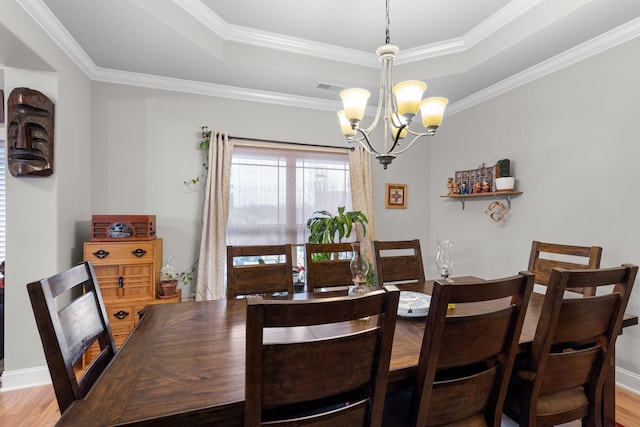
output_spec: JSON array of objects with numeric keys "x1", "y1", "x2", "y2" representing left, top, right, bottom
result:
[
  {"x1": 173, "y1": 0, "x2": 377, "y2": 66},
  {"x1": 449, "y1": 16, "x2": 640, "y2": 115},
  {"x1": 16, "y1": 0, "x2": 640, "y2": 116},
  {"x1": 93, "y1": 67, "x2": 342, "y2": 112},
  {"x1": 17, "y1": 0, "x2": 99, "y2": 77}
]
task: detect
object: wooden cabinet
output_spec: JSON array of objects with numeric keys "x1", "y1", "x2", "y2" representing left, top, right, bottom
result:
[
  {"x1": 83, "y1": 238, "x2": 180, "y2": 365},
  {"x1": 84, "y1": 239, "x2": 163, "y2": 300}
]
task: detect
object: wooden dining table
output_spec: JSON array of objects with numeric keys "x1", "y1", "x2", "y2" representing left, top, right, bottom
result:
[{"x1": 56, "y1": 277, "x2": 638, "y2": 426}]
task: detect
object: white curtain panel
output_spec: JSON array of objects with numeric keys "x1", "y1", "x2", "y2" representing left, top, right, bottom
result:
[
  {"x1": 196, "y1": 131, "x2": 232, "y2": 301},
  {"x1": 348, "y1": 146, "x2": 375, "y2": 260}
]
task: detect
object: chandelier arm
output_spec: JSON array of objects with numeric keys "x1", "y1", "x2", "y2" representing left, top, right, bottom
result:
[
  {"x1": 404, "y1": 128, "x2": 435, "y2": 137},
  {"x1": 355, "y1": 128, "x2": 381, "y2": 155},
  {"x1": 391, "y1": 134, "x2": 429, "y2": 155},
  {"x1": 385, "y1": 123, "x2": 406, "y2": 155},
  {"x1": 357, "y1": 58, "x2": 388, "y2": 135}
]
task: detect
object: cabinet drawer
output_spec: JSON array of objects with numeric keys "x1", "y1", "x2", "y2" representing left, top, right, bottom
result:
[
  {"x1": 106, "y1": 304, "x2": 137, "y2": 329},
  {"x1": 84, "y1": 241, "x2": 156, "y2": 265}
]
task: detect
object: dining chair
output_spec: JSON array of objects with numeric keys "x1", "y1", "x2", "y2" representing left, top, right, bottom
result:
[
  {"x1": 372, "y1": 239, "x2": 425, "y2": 287},
  {"x1": 245, "y1": 286, "x2": 400, "y2": 426},
  {"x1": 504, "y1": 264, "x2": 637, "y2": 427},
  {"x1": 226, "y1": 244, "x2": 294, "y2": 299},
  {"x1": 528, "y1": 240, "x2": 602, "y2": 296},
  {"x1": 27, "y1": 261, "x2": 117, "y2": 414},
  {"x1": 383, "y1": 272, "x2": 534, "y2": 427},
  {"x1": 305, "y1": 242, "x2": 355, "y2": 292}
]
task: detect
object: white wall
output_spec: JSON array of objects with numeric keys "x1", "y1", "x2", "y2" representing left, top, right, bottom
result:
[
  {"x1": 1, "y1": 1, "x2": 92, "y2": 390},
  {"x1": 430, "y1": 36, "x2": 640, "y2": 390}
]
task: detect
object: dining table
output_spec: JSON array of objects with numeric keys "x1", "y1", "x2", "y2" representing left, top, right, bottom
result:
[{"x1": 55, "y1": 277, "x2": 638, "y2": 426}]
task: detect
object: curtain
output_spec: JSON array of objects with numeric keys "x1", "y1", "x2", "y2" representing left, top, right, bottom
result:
[
  {"x1": 348, "y1": 146, "x2": 375, "y2": 260},
  {"x1": 196, "y1": 131, "x2": 233, "y2": 301}
]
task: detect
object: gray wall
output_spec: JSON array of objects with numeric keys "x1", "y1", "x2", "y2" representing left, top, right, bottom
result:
[{"x1": 430, "y1": 36, "x2": 640, "y2": 390}]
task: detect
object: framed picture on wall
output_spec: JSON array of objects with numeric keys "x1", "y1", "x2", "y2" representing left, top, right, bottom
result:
[
  {"x1": 385, "y1": 183, "x2": 407, "y2": 209},
  {"x1": 0, "y1": 90, "x2": 4, "y2": 124}
]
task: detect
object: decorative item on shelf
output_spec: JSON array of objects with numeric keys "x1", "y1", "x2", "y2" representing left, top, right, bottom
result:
[
  {"x1": 446, "y1": 177, "x2": 455, "y2": 195},
  {"x1": 494, "y1": 158, "x2": 515, "y2": 191},
  {"x1": 454, "y1": 163, "x2": 494, "y2": 195},
  {"x1": 349, "y1": 242, "x2": 370, "y2": 296},
  {"x1": 336, "y1": 0, "x2": 448, "y2": 169}
]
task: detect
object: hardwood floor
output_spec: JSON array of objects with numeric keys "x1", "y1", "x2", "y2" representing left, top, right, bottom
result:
[{"x1": 1, "y1": 383, "x2": 639, "y2": 426}]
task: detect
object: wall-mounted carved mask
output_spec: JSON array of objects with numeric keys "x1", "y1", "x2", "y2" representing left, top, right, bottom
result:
[{"x1": 7, "y1": 87, "x2": 55, "y2": 177}]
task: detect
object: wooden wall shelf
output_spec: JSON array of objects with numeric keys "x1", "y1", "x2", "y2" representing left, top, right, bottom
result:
[{"x1": 440, "y1": 191, "x2": 523, "y2": 210}]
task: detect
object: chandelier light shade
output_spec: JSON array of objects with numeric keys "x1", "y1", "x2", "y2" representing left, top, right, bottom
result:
[{"x1": 337, "y1": 0, "x2": 448, "y2": 169}]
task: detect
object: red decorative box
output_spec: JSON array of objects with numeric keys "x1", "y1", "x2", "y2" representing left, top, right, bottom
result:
[{"x1": 91, "y1": 215, "x2": 156, "y2": 241}]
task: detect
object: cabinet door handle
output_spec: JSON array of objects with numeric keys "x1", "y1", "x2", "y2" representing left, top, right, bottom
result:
[
  {"x1": 113, "y1": 310, "x2": 130, "y2": 320},
  {"x1": 93, "y1": 249, "x2": 110, "y2": 259},
  {"x1": 132, "y1": 248, "x2": 147, "y2": 257},
  {"x1": 119, "y1": 277, "x2": 124, "y2": 288}
]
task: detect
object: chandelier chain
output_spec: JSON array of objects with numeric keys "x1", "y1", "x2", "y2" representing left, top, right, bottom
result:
[{"x1": 385, "y1": 0, "x2": 391, "y2": 44}]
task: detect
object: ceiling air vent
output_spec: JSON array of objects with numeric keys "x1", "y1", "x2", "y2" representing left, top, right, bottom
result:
[{"x1": 317, "y1": 82, "x2": 345, "y2": 92}]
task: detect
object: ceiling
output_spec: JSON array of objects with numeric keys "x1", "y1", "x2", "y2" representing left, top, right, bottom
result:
[{"x1": 14, "y1": 0, "x2": 640, "y2": 113}]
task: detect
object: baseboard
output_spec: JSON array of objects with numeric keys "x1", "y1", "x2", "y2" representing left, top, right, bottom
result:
[
  {"x1": 0, "y1": 365, "x2": 51, "y2": 392},
  {"x1": 616, "y1": 366, "x2": 640, "y2": 394}
]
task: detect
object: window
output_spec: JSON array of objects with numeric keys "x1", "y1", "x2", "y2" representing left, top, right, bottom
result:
[{"x1": 227, "y1": 143, "x2": 352, "y2": 266}]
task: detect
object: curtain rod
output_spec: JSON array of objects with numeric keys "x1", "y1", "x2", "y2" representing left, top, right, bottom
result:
[{"x1": 229, "y1": 135, "x2": 354, "y2": 152}]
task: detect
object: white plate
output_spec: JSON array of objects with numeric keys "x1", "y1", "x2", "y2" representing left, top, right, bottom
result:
[{"x1": 397, "y1": 291, "x2": 431, "y2": 318}]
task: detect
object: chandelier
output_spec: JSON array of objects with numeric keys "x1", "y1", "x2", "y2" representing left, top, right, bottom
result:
[{"x1": 337, "y1": 0, "x2": 448, "y2": 169}]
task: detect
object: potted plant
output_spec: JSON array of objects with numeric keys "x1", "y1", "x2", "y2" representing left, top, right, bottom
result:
[
  {"x1": 494, "y1": 158, "x2": 514, "y2": 191},
  {"x1": 159, "y1": 260, "x2": 183, "y2": 298},
  {"x1": 306, "y1": 206, "x2": 368, "y2": 244}
]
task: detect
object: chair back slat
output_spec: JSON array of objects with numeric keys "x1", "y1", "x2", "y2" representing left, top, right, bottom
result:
[
  {"x1": 553, "y1": 294, "x2": 619, "y2": 343},
  {"x1": 541, "y1": 346, "x2": 601, "y2": 394},
  {"x1": 438, "y1": 307, "x2": 514, "y2": 369},
  {"x1": 305, "y1": 242, "x2": 355, "y2": 292},
  {"x1": 262, "y1": 331, "x2": 379, "y2": 406},
  {"x1": 528, "y1": 241, "x2": 602, "y2": 296},
  {"x1": 27, "y1": 261, "x2": 116, "y2": 414},
  {"x1": 58, "y1": 292, "x2": 106, "y2": 365},
  {"x1": 245, "y1": 287, "x2": 400, "y2": 427},
  {"x1": 426, "y1": 367, "x2": 497, "y2": 424},
  {"x1": 372, "y1": 240, "x2": 425, "y2": 286},
  {"x1": 227, "y1": 244, "x2": 294, "y2": 298}
]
